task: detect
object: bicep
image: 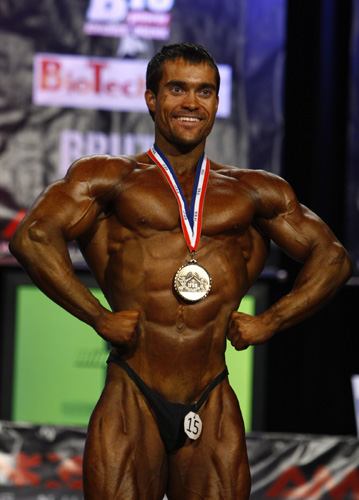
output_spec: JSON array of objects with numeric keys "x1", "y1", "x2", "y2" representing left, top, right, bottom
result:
[
  {"x1": 265, "y1": 206, "x2": 338, "y2": 262},
  {"x1": 253, "y1": 177, "x2": 338, "y2": 263},
  {"x1": 30, "y1": 181, "x2": 102, "y2": 241},
  {"x1": 18, "y1": 160, "x2": 110, "y2": 243}
]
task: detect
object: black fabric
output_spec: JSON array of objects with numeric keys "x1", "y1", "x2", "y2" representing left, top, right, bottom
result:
[{"x1": 107, "y1": 353, "x2": 228, "y2": 453}]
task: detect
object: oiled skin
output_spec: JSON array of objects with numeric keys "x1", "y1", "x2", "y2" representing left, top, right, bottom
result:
[{"x1": 9, "y1": 59, "x2": 352, "y2": 500}]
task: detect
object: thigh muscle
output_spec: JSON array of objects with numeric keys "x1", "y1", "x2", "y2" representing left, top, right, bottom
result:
[
  {"x1": 167, "y1": 379, "x2": 251, "y2": 500},
  {"x1": 83, "y1": 365, "x2": 168, "y2": 500}
]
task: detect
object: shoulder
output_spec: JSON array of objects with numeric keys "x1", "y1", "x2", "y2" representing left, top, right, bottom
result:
[
  {"x1": 63, "y1": 153, "x2": 151, "y2": 196},
  {"x1": 210, "y1": 161, "x2": 296, "y2": 215},
  {"x1": 66, "y1": 154, "x2": 139, "y2": 181},
  {"x1": 210, "y1": 160, "x2": 285, "y2": 186}
]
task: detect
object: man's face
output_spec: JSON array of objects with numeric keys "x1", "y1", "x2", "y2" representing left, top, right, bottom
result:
[{"x1": 145, "y1": 58, "x2": 219, "y2": 151}]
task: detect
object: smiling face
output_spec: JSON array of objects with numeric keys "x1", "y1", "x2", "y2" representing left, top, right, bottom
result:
[{"x1": 145, "y1": 58, "x2": 219, "y2": 154}]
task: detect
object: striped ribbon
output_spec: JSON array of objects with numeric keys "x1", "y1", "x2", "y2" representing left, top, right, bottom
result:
[{"x1": 148, "y1": 144, "x2": 210, "y2": 251}]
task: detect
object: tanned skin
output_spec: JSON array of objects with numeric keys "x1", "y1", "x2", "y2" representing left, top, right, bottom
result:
[{"x1": 10, "y1": 57, "x2": 352, "y2": 500}]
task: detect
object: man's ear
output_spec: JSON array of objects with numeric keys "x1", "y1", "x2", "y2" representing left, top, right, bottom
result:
[{"x1": 145, "y1": 89, "x2": 156, "y2": 114}]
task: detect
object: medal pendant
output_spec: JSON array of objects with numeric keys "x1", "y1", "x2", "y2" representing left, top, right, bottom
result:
[{"x1": 174, "y1": 258, "x2": 212, "y2": 303}]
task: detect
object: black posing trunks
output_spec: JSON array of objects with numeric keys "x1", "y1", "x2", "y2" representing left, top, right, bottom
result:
[{"x1": 107, "y1": 353, "x2": 229, "y2": 454}]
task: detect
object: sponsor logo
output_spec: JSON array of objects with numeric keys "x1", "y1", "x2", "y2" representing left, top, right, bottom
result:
[
  {"x1": 264, "y1": 465, "x2": 359, "y2": 499},
  {"x1": 33, "y1": 53, "x2": 233, "y2": 118},
  {"x1": 84, "y1": 0, "x2": 175, "y2": 40},
  {"x1": 0, "y1": 451, "x2": 82, "y2": 489},
  {"x1": 33, "y1": 54, "x2": 146, "y2": 112}
]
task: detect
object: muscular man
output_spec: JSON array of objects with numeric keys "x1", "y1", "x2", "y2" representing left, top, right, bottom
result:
[{"x1": 10, "y1": 43, "x2": 352, "y2": 500}]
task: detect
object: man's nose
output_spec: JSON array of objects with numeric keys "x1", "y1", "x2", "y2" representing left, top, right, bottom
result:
[{"x1": 182, "y1": 91, "x2": 199, "y2": 109}]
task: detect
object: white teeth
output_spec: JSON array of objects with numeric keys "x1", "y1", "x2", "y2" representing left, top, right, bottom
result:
[{"x1": 178, "y1": 117, "x2": 200, "y2": 122}]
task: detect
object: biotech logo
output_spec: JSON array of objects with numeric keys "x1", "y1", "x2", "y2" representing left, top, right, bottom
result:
[
  {"x1": 33, "y1": 54, "x2": 147, "y2": 112},
  {"x1": 84, "y1": 0, "x2": 175, "y2": 40},
  {"x1": 33, "y1": 53, "x2": 233, "y2": 118}
]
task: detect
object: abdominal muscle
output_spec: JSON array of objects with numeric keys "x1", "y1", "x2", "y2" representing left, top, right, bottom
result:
[
  {"x1": 80, "y1": 219, "x2": 264, "y2": 403},
  {"x1": 110, "y1": 297, "x2": 231, "y2": 405},
  {"x1": 103, "y1": 245, "x2": 243, "y2": 404}
]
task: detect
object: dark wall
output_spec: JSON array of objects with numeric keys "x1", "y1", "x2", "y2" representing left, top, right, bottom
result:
[
  {"x1": 264, "y1": 281, "x2": 359, "y2": 436},
  {"x1": 262, "y1": 0, "x2": 358, "y2": 436}
]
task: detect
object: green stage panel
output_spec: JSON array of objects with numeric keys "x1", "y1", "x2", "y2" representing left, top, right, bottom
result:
[
  {"x1": 226, "y1": 295, "x2": 255, "y2": 432},
  {"x1": 12, "y1": 286, "x2": 255, "y2": 430},
  {"x1": 12, "y1": 286, "x2": 109, "y2": 426}
]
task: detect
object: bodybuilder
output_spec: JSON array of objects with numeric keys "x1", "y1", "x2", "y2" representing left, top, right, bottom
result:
[{"x1": 10, "y1": 43, "x2": 352, "y2": 500}]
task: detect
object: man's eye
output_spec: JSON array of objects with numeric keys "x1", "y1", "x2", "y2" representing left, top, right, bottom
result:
[{"x1": 172, "y1": 86, "x2": 182, "y2": 93}]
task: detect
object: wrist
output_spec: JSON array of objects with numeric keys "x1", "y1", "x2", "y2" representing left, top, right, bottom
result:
[
  {"x1": 259, "y1": 307, "x2": 282, "y2": 337},
  {"x1": 91, "y1": 306, "x2": 112, "y2": 334}
]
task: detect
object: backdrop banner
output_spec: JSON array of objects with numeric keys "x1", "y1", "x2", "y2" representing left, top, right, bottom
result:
[
  {"x1": 0, "y1": 422, "x2": 359, "y2": 500},
  {"x1": 0, "y1": 0, "x2": 286, "y2": 259}
]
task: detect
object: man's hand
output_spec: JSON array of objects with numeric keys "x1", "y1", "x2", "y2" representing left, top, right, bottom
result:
[
  {"x1": 95, "y1": 309, "x2": 140, "y2": 348},
  {"x1": 227, "y1": 311, "x2": 274, "y2": 351}
]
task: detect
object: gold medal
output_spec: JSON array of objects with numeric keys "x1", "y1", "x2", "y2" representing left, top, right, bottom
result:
[{"x1": 174, "y1": 257, "x2": 212, "y2": 303}]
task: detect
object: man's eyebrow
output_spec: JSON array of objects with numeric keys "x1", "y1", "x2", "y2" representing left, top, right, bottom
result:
[
  {"x1": 198, "y1": 82, "x2": 217, "y2": 91},
  {"x1": 165, "y1": 80, "x2": 217, "y2": 91},
  {"x1": 164, "y1": 80, "x2": 185, "y2": 88}
]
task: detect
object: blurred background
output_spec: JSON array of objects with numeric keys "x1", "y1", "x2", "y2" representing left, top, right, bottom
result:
[{"x1": 0, "y1": 0, "x2": 358, "y2": 441}]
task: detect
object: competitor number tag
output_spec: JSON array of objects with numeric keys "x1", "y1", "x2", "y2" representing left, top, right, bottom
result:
[{"x1": 184, "y1": 411, "x2": 202, "y2": 441}]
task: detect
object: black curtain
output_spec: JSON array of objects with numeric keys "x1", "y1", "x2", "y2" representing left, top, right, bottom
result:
[{"x1": 263, "y1": 0, "x2": 357, "y2": 436}]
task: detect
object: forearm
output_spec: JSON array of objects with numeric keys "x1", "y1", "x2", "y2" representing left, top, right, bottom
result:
[
  {"x1": 263, "y1": 242, "x2": 352, "y2": 334},
  {"x1": 10, "y1": 225, "x2": 107, "y2": 329}
]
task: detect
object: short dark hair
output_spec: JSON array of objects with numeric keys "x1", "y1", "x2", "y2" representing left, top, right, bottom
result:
[{"x1": 146, "y1": 42, "x2": 220, "y2": 120}]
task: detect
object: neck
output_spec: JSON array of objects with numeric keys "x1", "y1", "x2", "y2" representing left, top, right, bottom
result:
[{"x1": 154, "y1": 140, "x2": 205, "y2": 176}]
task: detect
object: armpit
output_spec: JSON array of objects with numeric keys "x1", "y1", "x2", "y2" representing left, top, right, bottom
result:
[
  {"x1": 251, "y1": 220, "x2": 271, "y2": 251},
  {"x1": 97, "y1": 203, "x2": 113, "y2": 222}
]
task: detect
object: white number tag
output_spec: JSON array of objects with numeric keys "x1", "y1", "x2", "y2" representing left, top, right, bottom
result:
[{"x1": 184, "y1": 411, "x2": 202, "y2": 441}]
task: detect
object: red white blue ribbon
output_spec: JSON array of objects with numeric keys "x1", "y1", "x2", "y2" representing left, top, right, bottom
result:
[{"x1": 148, "y1": 144, "x2": 210, "y2": 251}]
